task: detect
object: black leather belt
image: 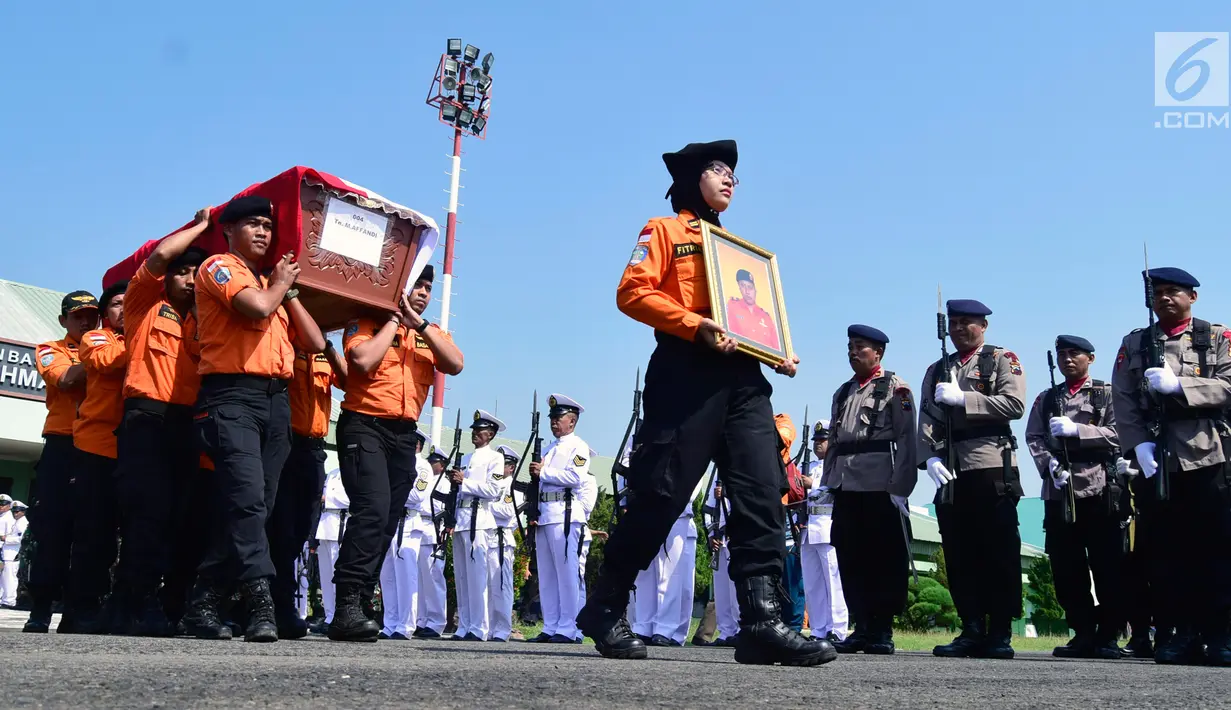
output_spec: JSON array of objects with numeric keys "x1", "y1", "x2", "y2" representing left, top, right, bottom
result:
[
  {"x1": 832, "y1": 440, "x2": 892, "y2": 455},
  {"x1": 202, "y1": 373, "x2": 289, "y2": 394}
]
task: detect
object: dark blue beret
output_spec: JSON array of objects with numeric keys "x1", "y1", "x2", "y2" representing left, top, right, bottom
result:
[
  {"x1": 219, "y1": 196, "x2": 273, "y2": 224},
  {"x1": 1055, "y1": 334, "x2": 1095, "y2": 353},
  {"x1": 947, "y1": 299, "x2": 992, "y2": 317},
  {"x1": 1145, "y1": 267, "x2": 1199, "y2": 289},
  {"x1": 735, "y1": 269, "x2": 753, "y2": 283},
  {"x1": 847, "y1": 324, "x2": 889, "y2": 345}
]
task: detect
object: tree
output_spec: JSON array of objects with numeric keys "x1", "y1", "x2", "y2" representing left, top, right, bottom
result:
[
  {"x1": 897, "y1": 575, "x2": 958, "y2": 631},
  {"x1": 692, "y1": 494, "x2": 713, "y2": 596},
  {"x1": 1026, "y1": 555, "x2": 1066, "y2": 634},
  {"x1": 930, "y1": 547, "x2": 949, "y2": 590}
]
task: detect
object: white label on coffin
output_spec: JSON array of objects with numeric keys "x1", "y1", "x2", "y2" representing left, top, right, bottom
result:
[{"x1": 319, "y1": 197, "x2": 389, "y2": 266}]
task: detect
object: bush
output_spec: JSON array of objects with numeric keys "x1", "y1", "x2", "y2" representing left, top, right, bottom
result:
[
  {"x1": 1026, "y1": 555, "x2": 1065, "y2": 633},
  {"x1": 897, "y1": 575, "x2": 958, "y2": 631}
]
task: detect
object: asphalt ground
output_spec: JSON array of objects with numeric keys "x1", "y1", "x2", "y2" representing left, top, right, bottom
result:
[{"x1": 5, "y1": 623, "x2": 1230, "y2": 709}]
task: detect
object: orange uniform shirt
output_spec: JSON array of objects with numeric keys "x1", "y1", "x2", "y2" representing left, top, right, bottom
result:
[
  {"x1": 726, "y1": 297, "x2": 779, "y2": 348},
  {"x1": 122, "y1": 262, "x2": 200, "y2": 405},
  {"x1": 616, "y1": 210, "x2": 710, "y2": 342},
  {"x1": 73, "y1": 328, "x2": 128, "y2": 459},
  {"x1": 35, "y1": 338, "x2": 85, "y2": 436},
  {"x1": 195, "y1": 253, "x2": 295, "y2": 379},
  {"x1": 341, "y1": 319, "x2": 447, "y2": 421},
  {"x1": 291, "y1": 351, "x2": 336, "y2": 438}
]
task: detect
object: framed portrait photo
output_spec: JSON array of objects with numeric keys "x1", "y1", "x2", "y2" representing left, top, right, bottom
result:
[{"x1": 699, "y1": 222, "x2": 794, "y2": 366}]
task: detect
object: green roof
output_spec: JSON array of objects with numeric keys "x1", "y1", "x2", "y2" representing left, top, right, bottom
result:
[{"x1": 0, "y1": 278, "x2": 66, "y2": 345}]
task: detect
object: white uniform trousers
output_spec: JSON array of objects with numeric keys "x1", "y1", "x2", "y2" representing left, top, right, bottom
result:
[
  {"x1": 801, "y1": 542, "x2": 848, "y2": 639},
  {"x1": 453, "y1": 530, "x2": 492, "y2": 639},
  {"x1": 575, "y1": 530, "x2": 591, "y2": 640},
  {"x1": 316, "y1": 540, "x2": 340, "y2": 623},
  {"x1": 714, "y1": 545, "x2": 740, "y2": 641},
  {"x1": 417, "y1": 542, "x2": 447, "y2": 633},
  {"x1": 0, "y1": 549, "x2": 19, "y2": 607},
  {"x1": 536, "y1": 521, "x2": 583, "y2": 638},
  {"x1": 630, "y1": 516, "x2": 696, "y2": 643},
  {"x1": 487, "y1": 528, "x2": 516, "y2": 640},
  {"x1": 380, "y1": 527, "x2": 421, "y2": 637}
]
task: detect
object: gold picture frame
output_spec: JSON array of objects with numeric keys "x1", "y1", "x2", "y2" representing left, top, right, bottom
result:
[{"x1": 700, "y1": 221, "x2": 794, "y2": 366}]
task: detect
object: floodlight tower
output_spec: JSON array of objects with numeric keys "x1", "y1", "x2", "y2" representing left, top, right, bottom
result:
[{"x1": 425, "y1": 39, "x2": 494, "y2": 447}]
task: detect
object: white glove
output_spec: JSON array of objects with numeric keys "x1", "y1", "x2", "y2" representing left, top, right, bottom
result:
[
  {"x1": 1145, "y1": 364, "x2": 1181, "y2": 395},
  {"x1": 1049, "y1": 416, "x2": 1078, "y2": 438},
  {"x1": 1134, "y1": 442, "x2": 1158, "y2": 479},
  {"x1": 934, "y1": 382, "x2": 965, "y2": 407},
  {"x1": 1051, "y1": 468, "x2": 1071, "y2": 490},
  {"x1": 1115, "y1": 457, "x2": 1138, "y2": 479},
  {"x1": 891, "y1": 494, "x2": 909, "y2": 516},
  {"x1": 925, "y1": 457, "x2": 955, "y2": 488}
]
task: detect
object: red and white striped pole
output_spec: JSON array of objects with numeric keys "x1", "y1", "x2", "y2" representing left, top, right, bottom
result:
[{"x1": 429, "y1": 126, "x2": 463, "y2": 448}]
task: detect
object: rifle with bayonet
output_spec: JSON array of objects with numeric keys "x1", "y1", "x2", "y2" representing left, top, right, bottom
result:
[
  {"x1": 1046, "y1": 350, "x2": 1079, "y2": 524},
  {"x1": 609, "y1": 370, "x2": 642, "y2": 527},
  {"x1": 430, "y1": 409, "x2": 464, "y2": 558},
  {"x1": 512, "y1": 391, "x2": 542, "y2": 555},
  {"x1": 701, "y1": 464, "x2": 723, "y2": 571},
  {"x1": 797, "y1": 406, "x2": 812, "y2": 533},
  {"x1": 1142, "y1": 246, "x2": 1171, "y2": 501},
  {"x1": 935, "y1": 286, "x2": 957, "y2": 505}
]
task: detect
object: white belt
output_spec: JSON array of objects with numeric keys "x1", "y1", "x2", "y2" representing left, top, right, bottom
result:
[{"x1": 540, "y1": 491, "x2": 573, "y2": 503}]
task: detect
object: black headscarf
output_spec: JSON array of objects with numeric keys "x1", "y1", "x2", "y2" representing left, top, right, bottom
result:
[{"x1": 662, "y1": 140, "x2": 738, "y2": 227}]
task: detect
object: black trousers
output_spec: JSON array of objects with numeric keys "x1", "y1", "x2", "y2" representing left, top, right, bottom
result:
[
  {"x1": 598, "y1": 333, "x2": 786, "y2": 597},
  {"x1": 26, "y1": 434, "x2": 79, "y2": 602},
  {"x1": 162, "y1": 466, "x2": 217, "y2": 623},
  {"x1": 194, "y1": 375, "x2": 292, "y2": 584},
  {"x1": 267, "y1": 434, "x2": 327, "y2": 608},
  {"x1": 935, "y1": 467, "x2": 1023, "y2": 621},
  {"x1": 1125, "y1": 475, "x2": 1165, "y2": 633},
  {"x1": 66, "y1": 450, "x2": 119, "y2": 608},
  {"x1": 333, "y1": 411, "x2": 417, "y2": 588},
  {"x1": 831, "y1": 490, "x2": 909, "y2": 623},
  {"x1": 1043, "y1": 494, "x2": 1128, "y2": 636},
  {"x1": 114, "y1": 399, "x2": 198, "y2": 594},
  {"x1": 1151, "y1": 464, "x2": 1231, "y2": 629}
]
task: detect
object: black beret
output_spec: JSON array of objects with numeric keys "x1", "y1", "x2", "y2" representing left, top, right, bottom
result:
[
  {"x1": 735, "y1": 269, "x2": 753, "y2": 283},
  {"x1": 1145, "y1": 267, "x2": 1199, "y2": 289},
  {"x1": 663, "y1": 140, "x2": 738, "y2": 197},
  {"x1": 1055, "y1": 335, "x2": 1095, "y2": 353},
  {"x1": 61, "y1": 290, "x2": 99, "y2": 316},
  {"x1": 218, "y1": 196, "x2": 273, "y2": 224},
  {"x1": 416, "y1": 264, "x2": 435, "y2": 283},
  {"x1": 168, "y1": 247, "x2": 208, "y2": 272},
  {"x1": 100, "y1": 280, "x2": 129, "y2": 311},
  {"x1": 847, "y1": 324, "x2": 889, "y2": 345},
  {"x1": 947, "y1": 299, "x2": 992, "y2": 317}
]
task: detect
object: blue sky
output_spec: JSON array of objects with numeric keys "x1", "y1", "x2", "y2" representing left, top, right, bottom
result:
[{"x1": 3, "y1": 1, "x2": 1231, "y2": 504}]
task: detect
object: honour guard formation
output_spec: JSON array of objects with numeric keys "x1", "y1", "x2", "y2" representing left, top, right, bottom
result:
[
  {"x1": 7, "y1": 137, "x2": 1231, "y2": 675},
  {"x1": 5, "y1": 18, "x2": 1231, "y2": 705}
]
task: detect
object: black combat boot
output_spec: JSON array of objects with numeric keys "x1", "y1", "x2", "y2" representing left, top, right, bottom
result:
[
  {"x1": 1202, "y1": 614, "x2": 1231, "y2": 667},
  {"x1": 183, "y1": 578, "x2": 233, "y2": 640},
  {"x1": 128, "y1": 588, "x2": 174, "y2": 638},
  {"x1": 359, "y1": 585, "x2": 378, "y2": 621},
  {"x1": 982, "y1": 616, "x2": 1015, "y2": 659},
  {"x1": 22, "y1": 596, "x2": 53, "y2": 633},
  {"x1": 1092, "y1": 628, "x2": 1124, "y2": 660},
  {"x1": 1053, "y1": 628, "x2": 1097, "y2": 659},
  {"x1": 1155, "y1": 625, "x2": 1205, "y2": 665},
  {"x1": 64, "y1": 603, "x2": 110, "y2": 635},
  {"x1": 833, "y1": 615, "x2": 868, "y2": 654},
  {"x1": 328, "y1": 584, "x2": 381, "y2": 642},
  {"x1": 1122, "y1": 632, "x2": 1154, "y2": 659},
  {"x1": 863, "y1": 615, "x2": 895, "y2": 655},
  {"x1": 272, "y1": 592, "x2": 308, "y2": 640},
  {"x1": 732, "y1": 576, "x2": 837, "y2": 667},
  {"x1": 242, "y1": 578, "x2": 278, "y2": 643},
  {"x1": 577, "y1": 570, "x2": 647, "y2": 659},
  {"x1": 933, "y1": 618, "x2": 986, "y2": 658}
]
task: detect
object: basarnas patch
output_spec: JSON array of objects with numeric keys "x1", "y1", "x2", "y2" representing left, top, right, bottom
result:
[
  {"x1": 39, "y1": 352, "x2": 54, "y2": 367},
  {"x1": 628, "y1": 245, "x2": 649, "y2": 266},
  {"x1": 344, "y1": 321, "x2": 359, "y2": 338}
]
